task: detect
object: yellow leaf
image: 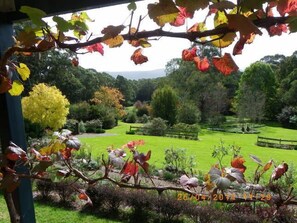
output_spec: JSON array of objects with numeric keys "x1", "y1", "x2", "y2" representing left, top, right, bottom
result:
[
  {"x1": 214, "y1": 11, "x2": 228, "y2": 27},
  {"x1": 102, "y1": 25, "x2": 125, "y2": 38},
  {"x1": 148, "y1": 0, "x2": 179, "y2": 26},
  {"x1": 8, "y1": 81, "x2": 24, "y2": 96},
  {"x1": 17, "y1": 63, "x2": 30, "y2": 81},
  {"x1": 39, "y1": 141, "x2": 66, "y2": 155},
  {"x1": 211, "y1": 32, "x2": 236, "y2": 48},
  {"x1": 103, "y1": 35, "x2": 124, "y2": 48}
]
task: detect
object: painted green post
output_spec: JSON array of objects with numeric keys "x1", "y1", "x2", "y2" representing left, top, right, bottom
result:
[{"x1": 0, "y1": 24, "x2": 36, "y2": 223}]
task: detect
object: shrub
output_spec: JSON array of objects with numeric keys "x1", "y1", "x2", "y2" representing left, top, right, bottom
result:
[
  {"x1": 164, "y1": 148, "x2": 196, "y2": 174},
  {"x1": 64, "y1": 119, "x2": 78, "y2": 134},
  {"x1": 143, "y1": 117, "x2": 167, "y2": 136},
  {"x1": 24, "y1": 118, "x2": 45, "y2": 139},
  {"x1": 172, "y1": 123, "x2": 199, "y2": 133},
  {"x1": 137, "y1": 114, "x2": 150, "y2": 123},
  {"x1": 86, "y1": 184, "x2": 124, "y2": 215},
  {"x1": 277, "y1": 106, "x2": 297, "y2": 129},
  {"x1": 136, "y1": 104, "x2": 150, "y2": 117},
  {"x1": 78, "y1": 121, "x2": 86, "y2": 133},
  {"x1": 89, "y1": 104, "x2": 116, "y2": 129},
  {"x1": 22, "y1": 83, "x2": 69, "y2": 130},
  {"x1": 122, "y1": 109, "x2": 137, "y2": 123},
  {"x1": 35, "y1": 180, "x2": 54, "y2": 200},
  {"x1": 177, "y1": 102, "x2": 201, "y2": 124},
  {"x1": 69, "y1": 102, "x2": 91, "y2": 122},
  {"x1": 85, "y1": 119, "x2": 102, "y2": 133}
]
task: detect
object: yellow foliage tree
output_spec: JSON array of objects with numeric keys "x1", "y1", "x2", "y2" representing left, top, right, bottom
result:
[
  {"x1": 22, "y1": 83, "x2": 70, "y2": 130},
  {"x1": 91, "y1": 86, "x2": 125, "y2": 117}
]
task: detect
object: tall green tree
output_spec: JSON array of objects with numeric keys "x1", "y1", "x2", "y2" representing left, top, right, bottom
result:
[
  {"x1": 114, "y1": 75, "x2": 135, "y2": 106},
  {"x1": 236, "y1": 62, "x2": 278, "y2": 120},
  {"x1": 151, "y1": 85, "x2": 178, "y2": 125}
]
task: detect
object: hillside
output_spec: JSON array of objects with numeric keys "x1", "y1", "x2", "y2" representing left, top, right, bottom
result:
[{"x1": 108, "y1": 69, "x2": 165, "y2": 80}]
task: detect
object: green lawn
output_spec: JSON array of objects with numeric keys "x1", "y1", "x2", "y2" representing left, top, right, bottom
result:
[
  {"x1": 0, "y1": 195, "x2": 121, "y2": 223},
  {"x1": 79, "y1": 121, "x2": 297, "y2": 179}
]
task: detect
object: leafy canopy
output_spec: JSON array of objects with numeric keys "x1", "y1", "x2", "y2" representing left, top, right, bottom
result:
[
  {"x1": 22, "y1": 83, "x2": 70, "y2": 130},
  {"x1": 0, "y1": 0, "x2": 296, "y2": 95}
]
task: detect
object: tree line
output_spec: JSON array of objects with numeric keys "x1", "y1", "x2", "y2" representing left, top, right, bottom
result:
[{"x1": 19, "y1": 46, "x2": 297, "y2": 129}]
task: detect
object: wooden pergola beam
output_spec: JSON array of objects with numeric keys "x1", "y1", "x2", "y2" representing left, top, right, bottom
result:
[{"x1": 0, "y1": 0, "x2": 142, "y2": 23}]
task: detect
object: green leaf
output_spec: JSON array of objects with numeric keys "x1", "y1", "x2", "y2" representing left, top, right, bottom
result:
[
  {"x1": 8, "y1": 80, "x2": 24, "y2": 96},
  {"x1": 287, "y1": 17, "x2": 297, "y2": 33},
  {"x1": 239, "y1": 0, "x2": 269, "y2": 12},
  {"x1": 31, "y1": 160, "x2": 54, "y2": 174},
  {"x1": 53, "y1": 16, "x2": 74, "y2": 32},
  {"x1": 20, "y1": 6, "x2": 46, "y2": 27},
  {"x1": 128, "y1": 1, "x2": 137, "y2": 11}
]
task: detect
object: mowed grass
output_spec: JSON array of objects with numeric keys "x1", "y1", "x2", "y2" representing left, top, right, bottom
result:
[
  {"x1": 79, "y1": 121, "x2": 297, "y2": 179},
  {"x1": 0, "y1": 195, "x2": 121, "y2": 223}
]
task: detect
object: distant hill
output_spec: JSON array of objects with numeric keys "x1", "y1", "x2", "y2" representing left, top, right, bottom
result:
[{"x1": 108, "y1": 69, "x2": 165, "y2": 80}]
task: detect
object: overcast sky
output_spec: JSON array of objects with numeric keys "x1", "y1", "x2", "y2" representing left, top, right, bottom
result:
[{"x1": 73, "y1": 1, "x2": 297, "y2": 73}]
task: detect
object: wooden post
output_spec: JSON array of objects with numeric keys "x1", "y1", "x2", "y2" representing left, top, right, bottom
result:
[{"x1": 0, "y1": 23, "x2": 36, "y2": 223}]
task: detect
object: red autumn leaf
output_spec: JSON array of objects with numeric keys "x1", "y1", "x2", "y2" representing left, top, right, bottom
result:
[
  {"x1": 78, "y1": 191, "x2": 93, "y2": 206},
  {"x1": 170, "y1": 7, "x2": 193, "y2": 27},
  {"x1": 277, "y1": 0, "x2": 297, "y2": 16},
  {"x1": 30, "y1": 148, "x2": 51, "y2": 161},
  {"x1": 231, "y1": 156, "x2": 246, "y2": 173},
  {"x1": 61, "y1": 147, "x2": 72, "y2": 160},
  {"x1": 134, "y1": 150, "x2": 151, "y2": 172},
  {"x1": 5, "y1": 142, "x2": 27, "y2": 162},
  {"x1": 193, "y1": 56, "x2": 210, "y2": 72},
  {"x1": 212, "y1": 53, "x2": 239, "y2": 76},
  {"x1": 85, "y1": 43, "x2": 104, "y2": 55},
  {"x1": 233, "y1": 33, "x2": 255, "y2": 55},
  {"x1": 131, "y1": 48, "x2": 148, "y2": 65},
  {"x1": 121, "y1": 160, "x2": 139, "y2": 176},
  {"x1": 271, "y1": 162, "x2": 288, "y2": 181},
  {"x1": 268, "y1": 24, "x2": 288, "y2": 36},
  {"x1": 0, "y1": 76, "x2": 12, "y2": 93},
  {"x1": 124, "y1": 140, "x2": 145, "y2": 150},
  {"x1": 182, "y1": 47, "x2": 197, "y2": 61}
]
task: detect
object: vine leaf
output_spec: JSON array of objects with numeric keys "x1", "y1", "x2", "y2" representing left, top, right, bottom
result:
[
  {"x1": 148, "y1": 0, "x2": 179, "y2": 26},
  {"x1": 268, "y1": 24, "x2": 288, "y2": 36},
  {"x1": 227, "y1": 14, "x2": 262, "y2": 36},
  {"x1": 176, "y1": 0, "x2": 209, "y2": 13},
  {"x1": 8, "y1": 81, "x2": 24, "y2": 96},
  {"x1": 131, "y1": 48, "x2": 148, "y2": 65},
  {"x1": 0, "y1": 76, "x2": 12, "y2": 93},
  {"x1": 128, "y1": 1, "x2": 137, "y2": 11},
  {"x1": 182, "y1": 47, "x2": 197, "y2": 61},
  {"x1": 37, "y1": 39, "x2": 55, "y2": 51},
  {"x1": 233, "y1": 33, "x2": 255, "y2": 55},
  {"x1": 277, "y1": 0, "x2": 297, "y2": 16},
  {"x1": 170, "y1": 7, "x2": 193, "y2": 27},
  {"x1": 231, "y1": 156, "x2": 246, "y2": 173},
  {"x1": 211, "y1": 32, "x2": 236, "y2": 48},
  {"x1": 102, "y1": 25, "x2": 125, "y2": 39},
  {"x1": 16, "y1": 63, "x2": 30, "y2": 81},
  {"x1": 194, "y1": 56, "x2": 210, "y2": 72},
  {"x1": 179, "y1": 175, "x2": 199, "y2": 187},
  {"x1": 212, "y1": 53, "x2": 239, "y2": 76},
  {"x1": 85, "y1": 43, "x2": 104, "y2": 55},
  {"x1": 271, "y1": 162, "x2": 288, "y2": 181},
  {"x1": 210, "y1": 1, "x2": 236, "y2": 11},
  {"x1": 5, "y1": 142, "x2": 27, "y2": 161},
  {"x1": 15, "y1": 30, "x2": 38, "y2": 48},
  {"x1": 53, "y1": 16, "x2": 74, "y2": 32},
  {"x1": 19, "y1": 6, "x2": 46, "y2": 27},
  {"x1": 103, "y1": 36, "x2": 124, "y2": 48}
]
